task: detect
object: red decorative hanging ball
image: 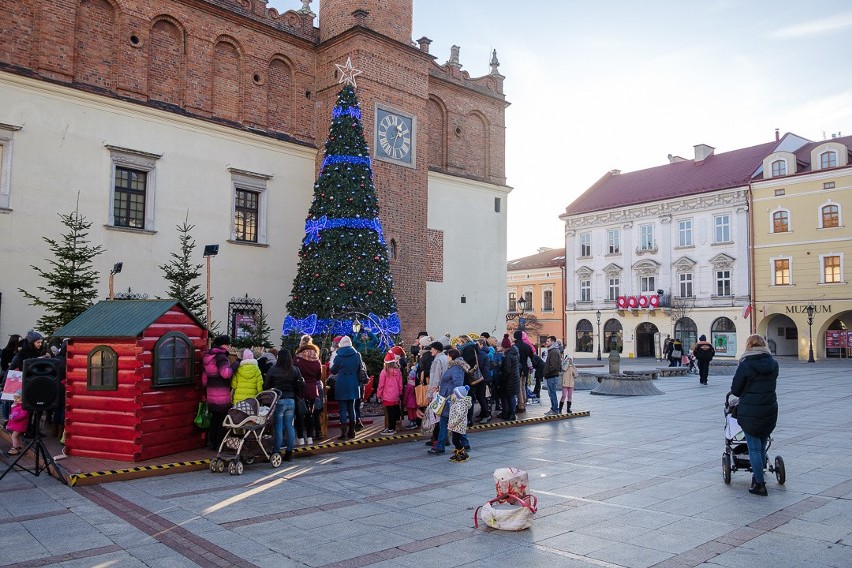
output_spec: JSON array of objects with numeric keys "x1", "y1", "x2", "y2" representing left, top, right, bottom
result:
[{"x1": 339, "y1": 283, "x2": 345, "y2": 287}]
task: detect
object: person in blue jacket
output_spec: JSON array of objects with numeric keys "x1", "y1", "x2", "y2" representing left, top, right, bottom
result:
[
  {"x1": 329, "y1": 336, "x2": 364, "y2": 440},
  {"x1": 427, "y1": 348, "x2": 469, "y2": 456}
]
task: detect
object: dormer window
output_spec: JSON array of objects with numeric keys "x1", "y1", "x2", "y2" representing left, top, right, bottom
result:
[
  {"x1": 771, "y1": 159, "x2": 786, "y2": 177},
  {"x1": 820, "y1": 151, "x2": 837, "y2": 169}
]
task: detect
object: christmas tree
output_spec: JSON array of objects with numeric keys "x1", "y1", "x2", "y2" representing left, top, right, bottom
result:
[
  {"x1": 19, "y1": 205, "x2": 105, "y2": 334},
  {"x1": 159, "y1": 215, "x2": 207, "y2": 325},
  {"x1": 283, "y1": 60, "x2": 399, "y2": 348}
]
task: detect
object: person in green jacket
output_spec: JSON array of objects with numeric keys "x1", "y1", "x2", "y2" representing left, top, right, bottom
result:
[{"x1": 232, "y1": 349, "x2": 264, "y2": 404}]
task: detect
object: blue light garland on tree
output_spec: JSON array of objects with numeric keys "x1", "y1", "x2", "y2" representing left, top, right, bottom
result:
[{"x1": 284, "y1": 72, "x2": 399, "y2": 348}]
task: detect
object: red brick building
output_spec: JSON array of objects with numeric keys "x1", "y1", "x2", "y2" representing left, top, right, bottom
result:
[{"x1": 0, "y1": 0, "x2": 511, "y2": 341}]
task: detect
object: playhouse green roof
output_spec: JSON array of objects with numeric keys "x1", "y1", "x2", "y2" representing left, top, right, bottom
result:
[{"x1": 54, "y1": 300, "x2": 203, "y2": 338}]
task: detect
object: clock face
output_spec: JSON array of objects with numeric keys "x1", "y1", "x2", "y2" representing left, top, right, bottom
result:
[{"x1": 375, "y1": 107, "x2": 415, "y2": 166}]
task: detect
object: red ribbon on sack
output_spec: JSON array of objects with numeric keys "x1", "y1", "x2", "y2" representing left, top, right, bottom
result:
[{"x1": 474, "y1": 493, "x2": 538, "y2": 529}]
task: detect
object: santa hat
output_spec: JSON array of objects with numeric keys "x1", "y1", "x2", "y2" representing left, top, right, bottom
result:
[
  {"x1": 332, "y1": 335, "x2": 343, "y2": 343},
  {"x1": 390, "y1": 345, "x2": 405, "y2": 358},
  {"x1": 384, "y1": 352, "x2": 396, "y2": 363}
]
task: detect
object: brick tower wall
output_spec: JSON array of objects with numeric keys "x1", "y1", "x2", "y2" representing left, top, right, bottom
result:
[{"x1": 319, "y1": 0, "x2": 413, "y2": 45}]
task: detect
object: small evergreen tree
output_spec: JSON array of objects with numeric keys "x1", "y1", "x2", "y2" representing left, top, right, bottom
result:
[
  {"x1": 159, "y1": 214, "x2": 206, "y2": 324},
  {"x1": 232, "y1": 309, "x2": 274, "y2": 350},
  {"x1": 19, "y1": 206, "x2": 105, "y2": 334}
]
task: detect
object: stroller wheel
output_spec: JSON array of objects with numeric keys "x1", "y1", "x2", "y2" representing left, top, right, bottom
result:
[
  {"x1": 722, "y1": 453, "x2": 731, "y2": 484},
  {"x1": 774, "y1": 456, "x2": 786, "y2": 485},
  {"x1": 216, "y1": 459, "x2": 226, "y2": 473},
  {"x1": 270, "y1": 453, "x2": 282, "y2": 468},
  {"x1": 235, "y1": 460, "x2": 244, "y2": 475},
  {"x1": 209, "y1": 458, "x2": 220, "y2": 473}
]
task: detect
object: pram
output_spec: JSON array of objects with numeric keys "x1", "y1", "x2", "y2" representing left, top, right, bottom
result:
[
  {"x1": 722, "y1": 392, "x2": 785, "y2": 485},
  {"x1": 210, "y1": 389, "x2": 282, "y2": 475},
  {"x1": 686, "y1": 353, "x2": 699, "y2": 375}
]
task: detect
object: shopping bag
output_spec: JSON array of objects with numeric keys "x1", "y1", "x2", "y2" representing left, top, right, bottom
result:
[
  {"x1": 415, "y1": 383, "x2": 429, "y2": 407},
  {"x1": 194, "y1": 402, "x2": 211, "y2": 429},
  {"x1": 427, "y1": 393, "x2": 446, "y2": 416}
]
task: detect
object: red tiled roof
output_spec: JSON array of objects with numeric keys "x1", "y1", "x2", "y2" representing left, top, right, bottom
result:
[
  {"x1": 563, "y1": 141, "x2": 779, "y2": 216},
  {"x1": 507, "y1": 248, "x2": 566, "y2": 271},
  {"x1": 791, "y1": 134, "x2": 852, "y2": 172}
]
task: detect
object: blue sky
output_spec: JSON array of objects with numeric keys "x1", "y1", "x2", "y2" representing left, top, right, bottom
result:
[{"x1": 270, "y1": 1, "x2": 852, "y2": 259}]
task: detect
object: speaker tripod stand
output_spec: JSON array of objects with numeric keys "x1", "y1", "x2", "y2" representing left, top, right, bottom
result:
[{"x1": 0, "y1": 411, "x2": 58, "y2": 481}]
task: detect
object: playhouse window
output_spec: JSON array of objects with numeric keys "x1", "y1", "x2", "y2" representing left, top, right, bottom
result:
[
  {"x1": 153, "y1": 332, "x2": 194, "y2": 387},
  {"x1": 88, "y1": 346, "x2": 118, "y2": 391}
]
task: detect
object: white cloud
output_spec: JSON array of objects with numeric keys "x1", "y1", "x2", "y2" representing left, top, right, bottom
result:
[{"x1": 771, "y1": 13, "x2": 852, "y2": 38}]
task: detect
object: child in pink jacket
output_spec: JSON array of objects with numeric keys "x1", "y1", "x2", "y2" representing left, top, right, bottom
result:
[
  {"x1": 6, "y1": 391, "x2": 28, "y2": 455},
  {"x1": 403, "y1": 367, "x2": 419, "y2": 429},
  {"x1": 377, "y1": 352, "x2": 403, "y2": 435}
]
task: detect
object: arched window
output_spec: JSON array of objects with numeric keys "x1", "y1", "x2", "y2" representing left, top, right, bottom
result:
[
  {"x1": 389, "y1": 238, "x2": 397, "y2": 260},
  {"x1": 711, "y1": 317, "x2": 737, "y2": 356},
  {"x1": 603, "y1": 319, "x2": 623, "y2": 353},
  {"x1": 820, "y1": 151, "x2": 837, "y2": 169},
  {"x1": 674, "y1": 317, "x2": 697, "y2": 351},
  {"x1": 87, "y1": 346, "x2": 118, "y2": 391},
  {"x1": 821, "y1": 204, "x2": 839, "y2": 228},
  {"x1": 770, "y1": 159, "x2": 786, "y2": 177},
  {"x1": 772, "y1": 210, "x2": 789, "y2": 233},
  {"x1": 154, "y1": 332, "x2": 194, "y2": 387},
  {"x1": 575, "y1": 319, "x2": 593, "y2": 352}
]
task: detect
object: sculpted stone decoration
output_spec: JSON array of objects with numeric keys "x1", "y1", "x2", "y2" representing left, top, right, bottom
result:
[
  {"x1": 673, "y1": 256, "x2": 697, "y2": 272},
  {"x1": 632, "y1": 259, "x2": 660, "y2": 276},
  {"x1": 576, "y1": 265, "x2": 594, "y2": 279},
  {"x1": 710, "y1": 253, "x2": 735, "y2": 269},
  {"x1": 603, "y1": 263, "x2": 623, "y2": 278},
  {"x1": 565, "y1": 189, "x2": 748, "y2": 230}
]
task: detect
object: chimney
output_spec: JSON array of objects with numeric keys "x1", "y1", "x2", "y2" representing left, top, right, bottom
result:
[
  {"x1": 775, "y1": 128, "x2": 780, "y2": 142},
  {"x1": 417, "y1": 36, "x2": 432, "y2": 53},
  {"x1": 610, "y1": 169, "x2": 621, "y2": 175},
  {"x1": 668, "y1": 154, "x2": 686, "y2": 164},
  {"x1": 694, "y1": 144, "x2": 715, "y2": 162}
]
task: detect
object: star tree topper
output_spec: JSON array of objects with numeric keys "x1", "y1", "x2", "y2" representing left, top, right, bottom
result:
[{"x1": 335, "y1": 57, "x2": 362, "y2": 88}]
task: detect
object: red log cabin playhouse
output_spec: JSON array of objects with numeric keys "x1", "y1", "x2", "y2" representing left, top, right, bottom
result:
[{"x1": 55, "y1": 300, "x2": 207, "y2": 462}]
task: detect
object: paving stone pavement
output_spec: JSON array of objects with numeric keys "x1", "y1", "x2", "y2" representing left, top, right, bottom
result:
[{"x1": 0, "y1": 356, "x2": 850, "y2": 567}]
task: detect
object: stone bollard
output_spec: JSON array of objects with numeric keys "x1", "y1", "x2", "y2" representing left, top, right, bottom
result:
[{"x1": 608, "y1": 350, "x2": 621, "y2": 374}]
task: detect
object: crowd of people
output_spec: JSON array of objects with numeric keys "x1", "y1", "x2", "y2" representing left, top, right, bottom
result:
[
  {"x1": 200, "y1": 329, "x2": 579, "y2": 464},
  {"x1": 663, "y1": 334, "x2": 717, "y2": 384}
]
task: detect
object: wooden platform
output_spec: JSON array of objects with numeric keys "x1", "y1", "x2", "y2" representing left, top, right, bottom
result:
[{"x1": 1, "y1": 407, "x2": 591, "y2": 487}]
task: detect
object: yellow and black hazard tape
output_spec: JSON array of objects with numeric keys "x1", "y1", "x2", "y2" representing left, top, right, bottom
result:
[
  {"x1": 467, "y1": 410, "x2": 591, "y2": 432},
  {"x1": 293, "y1": 431, "x2": 422, "y2": 453},
  {"x1": 68, "y1": 459, "x2": 210, "y2": 487}
]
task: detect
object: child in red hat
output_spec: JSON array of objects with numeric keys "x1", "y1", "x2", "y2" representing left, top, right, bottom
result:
[{"x1": 377, "y1": 352, "x2": 403, "y2": 435}]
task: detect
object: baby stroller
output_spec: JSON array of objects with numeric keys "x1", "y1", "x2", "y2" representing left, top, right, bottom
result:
[
  {"x1": 722, "y1": 393, "x2": 785, "y2": 485},
  {"x1": 686, "y1": 353, "x2": 699, "y2": 375},
  {"x1": 210, "y1": 390, "x2": 282, "y2": 475}
]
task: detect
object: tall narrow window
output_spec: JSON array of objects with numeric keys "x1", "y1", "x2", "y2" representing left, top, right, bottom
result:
[
  {"x1": 0, "y1": 124, "x2": 20, "y2": 210},
  {"x1": 389, "y1": 239, "x2": 397, "y2": 260},
  {"x1": 114, "y1": 167, "x2": 147, "y2": 229},
  {"x1": 821, "y1": 204, "x2": 839, "y2": 228},
  {"x1": 87, "y1": 346, "x2": 118, "y2": 391},
  {"x1": 820, "y1": 151, "x2": 837, "y2": 169},
  {"x1": 579, "y1": 233, "x2": 591, "y2": 257},
  {"x1": 234, "y1": 188, "x2": 259, "y2": 242},
  {"x1": 772, "y1": 211, "x2": 789, "y2": 233},
  {"x1": 607, "y1": 277, "x2": 620, "y2": 300},
  {"x1": 678, "y1": 219, "x2": 693, "y2": 247},
  {"x1": 770, "y1": 159, "x2": 786, "y2": 177},
  {"x1": 543, "y1": 290, "x2": 553, "y2": 311},
  {"x1": 823, "y1": 255, "x2": 841, "y2": 283},
  {"x1": 714, "y1": 214, "x2": 731, "y2": 243},
  {"x1": 579, "y1": 279, "x2": 591, "y2": 302},
  {"x1": 679, "y1": 273, "x2": 693, "y2": 297},
  {"x1": 524, "y1": 291, "x2": 533, "y2": 311},
  {"x1": 715, "y1": 270, "x2": 731, "y2": 296},
  {"x1": 607, "y1": 229, "x2": 620, "y2": 254},
  {"x1": 640, "y1": 276, "x2": 656, "y2": 293},
  {"x1": 774, "y1": 259, "x2": 790, "y2": 286},
  {"x1": 494, "y1": 197, "x2": 501, "y2": 213},
  {"x1": 639, "y1": 224, "x2": 654, "y2": 250},
  {"x1": 508, "y1": 292, "x2": 516, "y2": 311}
]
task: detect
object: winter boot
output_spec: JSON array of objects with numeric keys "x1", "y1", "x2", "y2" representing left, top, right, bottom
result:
[
  {"x1": 283, "y1": 450, "x2": 293, "y2": 462},
  {"x1": 354, "y1": 420, "x2": 365, "y2": 431},
  {"x1": 449, "y1": 448, "x2": 462, "y2": 462},
  {"x1": 749, "y1": 482, "x2": 768, "y2": 496},
  {"x1": 347, "y1": 421, "x2": 356, "y2": 439},
  {"x1": 338, "y1": 424, "x2": 348, "y2": 440},
  {"x1": 558, "y1": 401, "x2": 564, "y2": 413},
  {"x1": 565, "y1": 401, "x2": 572, "y2": 413}
]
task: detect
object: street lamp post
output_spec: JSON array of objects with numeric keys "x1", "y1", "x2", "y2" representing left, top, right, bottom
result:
[
  {"x1": 517, "y1": 297, "x2": 527, "y2": 331},
  {"x1": 806, "y1": 303, "x2": 816, "y2": 363},
  {"x1": 108, "y1": 262, "x2": 123, "y2": 301},
  {"x1": 596, "y1": 309, "x2": 602, "y2": 361},
  {"x1": 203, "y1": 244, "x2": 219, "y2": 336}
]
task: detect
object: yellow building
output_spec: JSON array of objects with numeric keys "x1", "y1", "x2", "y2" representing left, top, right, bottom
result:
[
  {"x1": 751, "y1": 134, "x2": 852, "y2": 360},
  {"x1": 506, "y1": 248, "x2": 565, "y2": 347}
]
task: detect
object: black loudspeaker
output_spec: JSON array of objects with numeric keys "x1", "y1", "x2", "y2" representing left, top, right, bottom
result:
[{"x1": 22, "y1": 358, "x2": 61, "y2": 411}]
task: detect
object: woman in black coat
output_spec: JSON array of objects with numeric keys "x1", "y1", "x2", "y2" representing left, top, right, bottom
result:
[{"x1": 730, "y1": 334, "x2": 778, "y2": 496}]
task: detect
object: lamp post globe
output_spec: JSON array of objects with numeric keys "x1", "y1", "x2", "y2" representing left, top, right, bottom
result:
[{"x1": 595, "y1": 309, "x2": 602, "y2": 361}]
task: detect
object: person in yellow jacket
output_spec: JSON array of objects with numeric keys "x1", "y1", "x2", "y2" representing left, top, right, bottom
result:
[{"x1": 232, "y1": 349, "x2": 264, "y2": 404}]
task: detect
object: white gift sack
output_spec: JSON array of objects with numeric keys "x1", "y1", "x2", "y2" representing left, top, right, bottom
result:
[
  {"x1": 475, "y1": 494, "x2": 538, "y2": 531},
  {"x1": 493, "y1": 467, "x2": 529, "y2": 499}
]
